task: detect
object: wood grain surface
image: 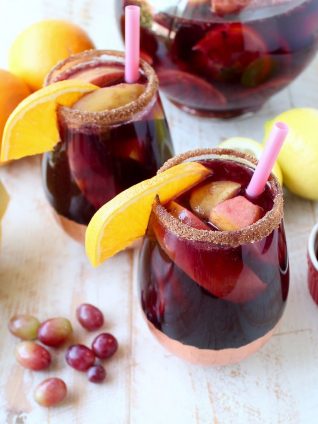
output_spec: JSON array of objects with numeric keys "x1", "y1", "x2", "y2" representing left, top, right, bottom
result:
[{"x1": 0, "y1": 1, "x2": 318, "y2": 423}]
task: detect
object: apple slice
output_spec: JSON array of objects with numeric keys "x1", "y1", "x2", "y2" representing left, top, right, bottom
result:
[
  {"x1": 69, "y1": 65, "x2": 124, "y2": 87},
  {"x1": 158, "y1": 69, "x2": 226, "y2": 110},
  {"x1": 189, "y1": 181, "x2": 241, "y2": 220},
  {"x1": 192, "y1": 23, "x2": 268, "y2": 83},
  {"x1": 166, "y1": 201, "x2": 210, "y2": 230},
  {"x1": 210, "y1": 196, "x2": 264, "y2": 231},
  {"x1": 151, "y1": 211, "x2": 266, "y2": 303},
  {"x1": 73, "y1": 83, "x2": 145, "y2": 112}
]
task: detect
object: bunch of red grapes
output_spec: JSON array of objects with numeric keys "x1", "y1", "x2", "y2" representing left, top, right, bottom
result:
[{"x1": 8, "y1": 303, "x2": 118, "y2": 407}]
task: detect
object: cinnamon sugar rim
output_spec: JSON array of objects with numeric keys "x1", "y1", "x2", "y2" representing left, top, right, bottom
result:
[
  {"x1": 154, "y1": 148, "x2": 284, "y2": 247},
  {"x1": 45, "y1": 49, "x2": 158, "y2": 127}
]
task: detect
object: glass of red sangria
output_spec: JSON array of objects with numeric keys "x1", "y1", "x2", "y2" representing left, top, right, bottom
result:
[
  {"x1": 139, "y1": 148, "x2": 289, "y2": 365},
  {"x1": 42, "y1": 50, "x2": 173, "y2": 242},
  {"x1": 117, "y1": 0, "x2": 318, "y2": 118}
]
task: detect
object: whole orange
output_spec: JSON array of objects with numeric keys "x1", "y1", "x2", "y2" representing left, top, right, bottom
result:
[
  {"x1": 0, "y1": 69, "x2": 31, "y2": 143},
  {"x1": 9, "y1": 20, "x2": 95, "y2": 91}
]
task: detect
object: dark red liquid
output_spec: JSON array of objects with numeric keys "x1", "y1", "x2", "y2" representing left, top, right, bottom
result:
[
  {"x1": 118, "y1": 0, "x2": 318, "y2": 117},
  {"x1": 43, "y1": 64, "x2": 173, "y2": 226},
  {"x1": 139, "y1": 159, "x2": 289, "y2": 350}
]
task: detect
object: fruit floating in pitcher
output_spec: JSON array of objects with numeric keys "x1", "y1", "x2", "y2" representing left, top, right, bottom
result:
[{"x1": 117, "y1": 0, "x2": 318, "y2": 117}]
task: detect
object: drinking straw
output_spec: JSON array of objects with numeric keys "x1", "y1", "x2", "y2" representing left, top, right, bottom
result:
[
  {"x1": 246, "y1": 122, "x2": 289, "y2": 198},
  {"x1": 125, "y1": 5, "x2": 141, "y2": 84}
]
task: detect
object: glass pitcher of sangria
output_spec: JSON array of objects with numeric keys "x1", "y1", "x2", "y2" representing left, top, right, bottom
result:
[
  {"x1": 43, "y1": 50, "x2": 173, "y2": 242},
  {"x1": 117, "y1": 0, "x2": 318, "y2": 118}
]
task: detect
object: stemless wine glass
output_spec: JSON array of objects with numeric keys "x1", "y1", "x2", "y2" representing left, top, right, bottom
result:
[
  {"x1": 42, "y1": 50, "x2": 173, "y2": 242},
  {"x1": 117, "y1": 0, "x2": 318, "y2": 118},
  {"x1": 139, "y1": 149, "x2": 289, "y2": 365}
]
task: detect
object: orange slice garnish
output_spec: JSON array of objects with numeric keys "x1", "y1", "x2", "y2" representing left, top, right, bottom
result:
[
  {"x1": 1, "y1": 80, "x2": 98, "y2": 162},
  {"x1": 85, "y1": 162, "x2": 211, "y2": 266}
]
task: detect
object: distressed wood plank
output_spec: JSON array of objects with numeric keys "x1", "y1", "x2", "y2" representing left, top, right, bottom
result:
[{"x1": 0, "y1": 1, "x2": 318, "y2": 423}]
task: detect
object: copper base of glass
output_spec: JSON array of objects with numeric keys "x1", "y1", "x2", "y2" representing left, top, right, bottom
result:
[
  {"x1": 52, "y1": 211, "x2": 142, "y2": 249},
  {"x1": 146, "y1": 319, "x2": 277, "y2": 366},
  {"x1": 53, "y1": 211, "x2": 86, "y2": 244}
]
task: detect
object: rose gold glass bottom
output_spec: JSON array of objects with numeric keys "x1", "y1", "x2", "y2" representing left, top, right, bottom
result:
[
  {"x1": 53, "y1": 211, "x2": 86, "y2": 244},
  {"x1": 147, "y1": 319, "x2": 277, "y2": 365},
  {"x1": 52, "y1": 211, "x2": 142, "y2": 249}
]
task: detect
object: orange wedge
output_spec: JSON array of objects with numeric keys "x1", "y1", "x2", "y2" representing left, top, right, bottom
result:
[
  {"x1": 1, "y1": 80, "x2": 98, "y2": 162},
  {"x1": 85, "y1": 162, "x2": 211, "y2": 266}
]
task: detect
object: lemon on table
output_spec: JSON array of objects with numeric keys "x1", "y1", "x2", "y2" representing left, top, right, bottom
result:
[
  {"x1": 9, "y1": 20, "x2": 95, "y2": 91},
  {"x1": 85, "y1": 162, "x2": 212, "y2": 267},
  {"x1": 1, "y1": 80, "x2": 98, "y2": 162},
  {"x1": 219, "y1": 137, "x2": 283, "y2": 185},
  {"x1": 0, "y1": 181, "x2": 9, "y2": 220},
  {"x1": 264, "y1": 108, "x2": 318, "y2": 200}
]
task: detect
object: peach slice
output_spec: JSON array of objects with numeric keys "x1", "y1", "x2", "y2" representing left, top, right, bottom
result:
[
  {"x1": 73, "y1": 83, "x2": 145, "y2": 112},
  {"x1": 210, "y1": 195, "x2": 264, "y2": 231},
  {"x1": 166, "y1": 201, "x2": 210, "y2": 230},
  {"x1": 69, "y1": 65, "x2": 124, "y2": 87},
  {"x1": 189, "y1": 180, "x2": 241, "y2": 219}
]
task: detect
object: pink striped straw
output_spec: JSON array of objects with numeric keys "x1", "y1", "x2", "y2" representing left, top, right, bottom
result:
[
  {"x1": 246, "y1": 122, "x2": 289, "y2": 198},
  {"x1": 125, "y1": 5, "x2": 140, "y2": 84}
]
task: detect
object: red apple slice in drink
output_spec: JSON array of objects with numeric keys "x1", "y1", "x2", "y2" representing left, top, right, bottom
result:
[
  {"x1": 189, "y1": 181, "x2": 241, "y2": 220},
  {"x1": 73, "y1": 83, "x2": 145, "y2": 112},
  {"x1": 67, "y1": 137, "x2": 120, "y2": 210},
  {"x1": 192, "y1": 23, "x2": 271, "y2": 83},
  {"x1": 152, "y1": 208, "x2": 266, "y2": 303},
  {"x1": 69, "y1": 83, "x2": 145, "y2": 208},
  {"x1": 166, "y1": 201, "x2": 210, "y2": 230},
  {"x1": 69, "y1": 65, "x2": 124, "y2": 87},
  {"x1": 157, "y1": 69, "x2": 227, "y2": 110},
  {"x1": 210, "y1": 196, "x2": 264, "y2": 231}
]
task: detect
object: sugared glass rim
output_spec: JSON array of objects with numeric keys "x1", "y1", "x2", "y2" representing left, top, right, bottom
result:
[
  {"x1": 45, "y1": 49, "x2": 158, "y2": 127},
  {"x1": 153, "y1": 148, "x2": 284, "y2": 247}
]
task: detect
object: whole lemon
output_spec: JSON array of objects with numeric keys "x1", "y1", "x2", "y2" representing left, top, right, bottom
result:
[
  {"x1": 0, "y1": 69, "x2": 30, "y2": 142},
  {"x1": 9, "y1": 20, "x2": 95, "y2": 91},
  {"x1": 264, "y1": 108, "x2": 318, "y2": 200}
]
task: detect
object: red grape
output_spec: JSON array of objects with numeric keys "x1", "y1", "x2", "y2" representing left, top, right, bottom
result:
[
  {"x1": 38, "y1": 317, "x2": 73, "y2": 347},
  {"x1": 76, "y1": 303, "x2": 104, "y2": 331},
  {"x1": 8, "y1": 314, "x2": 40, "y2": 340},
  {"x1": 65, "y1": 344, "x2": 95, "y2": 371},
  {"x1": 34, "y1": 378, "x2": 67, "y2": 407},
  {"x1": 87, "y1": 364, "x2": 106, "y2": 383},
  {"x1": 91, "y1": 333, "x2": 118, "y2": 359},
  {"x1": 16, "y1": 341, "x2": 51, "y2": 371}
]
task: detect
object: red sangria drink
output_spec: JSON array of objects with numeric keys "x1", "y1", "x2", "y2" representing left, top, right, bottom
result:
[
  {"x1": 43, "y1": 50, "x2": 173, "y2": 242},
  {"x1": 139, "y1": 149, "x2": 289, "y2": 365},
  {"x1": 117, "y1": 0, "x2": 318, "y2": 118}
]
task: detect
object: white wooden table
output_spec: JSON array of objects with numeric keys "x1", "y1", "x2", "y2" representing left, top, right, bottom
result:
[{"x1": 0, "y1": 1, "x2": 318, "y2": 423}]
